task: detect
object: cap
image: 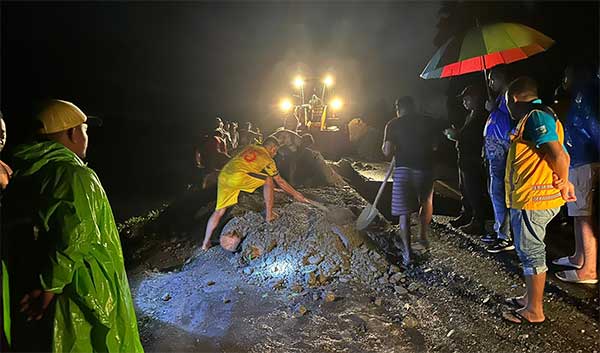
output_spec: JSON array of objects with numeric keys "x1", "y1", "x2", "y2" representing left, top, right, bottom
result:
[
  {"x1": 456, "y1": 85, "x2": 482, "y2": 98},
  {"x1": 36, "y1": 99, "x2": 102, "y2": 134}
]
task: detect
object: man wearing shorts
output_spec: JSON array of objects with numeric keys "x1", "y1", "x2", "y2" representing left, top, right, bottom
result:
[
  {"x1": 202, "y1": 136, "x2": 310, "y2": 250},
  {"x1": 382, "y1": 96, "x2": 438, "y2": 266},
  {"x1": 502, "y1": 77, "x2": 576, "y2": 325},
  {"x1": 552, "y1": 66, "x2": 599, "y2": 284}
]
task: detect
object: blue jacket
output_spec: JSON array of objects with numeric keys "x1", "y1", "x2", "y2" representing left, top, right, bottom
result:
[
  {"x1": 564, "y1": 83, "x2": 600, "y2": 167},
  {"x1": 483, "y1": 94, "x2": 513, "y2": 162}
]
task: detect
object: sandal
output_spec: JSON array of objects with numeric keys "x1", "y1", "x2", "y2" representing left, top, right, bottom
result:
[
  {"x1": 504, "y1": 296, "x2": 526, "y2": 307},
  {"x1": 552, "y1": 256, "x2": 583, "y2": 269},
  {"x1": 555, "y1": 270, "x2": 598, "y2": 284},
  {"x1": 502, "y1": 310, "x2": 544, "y2": 325}
]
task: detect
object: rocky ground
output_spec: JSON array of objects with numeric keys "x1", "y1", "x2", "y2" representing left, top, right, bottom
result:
[{"x1": 122, "y1": 177, "x2": 598, "y2": 353}]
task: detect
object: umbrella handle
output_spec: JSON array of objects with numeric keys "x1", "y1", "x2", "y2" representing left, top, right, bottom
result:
[{"x1": 483, "y1": 67, "x2": 493, "y2": 102}]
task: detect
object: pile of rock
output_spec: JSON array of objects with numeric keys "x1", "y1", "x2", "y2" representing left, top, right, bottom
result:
[{"x1": 219, "y1": 186, "x2": 408, "y2": 293}]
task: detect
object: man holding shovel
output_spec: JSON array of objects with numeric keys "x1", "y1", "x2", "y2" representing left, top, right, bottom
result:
[{"x1": 382, "y1": 96, "x2": 438, "y2": 266}]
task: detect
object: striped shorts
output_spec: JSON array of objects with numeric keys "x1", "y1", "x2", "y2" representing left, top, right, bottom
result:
[{"x1": 391, "y1": 167, "x2": 433, "y2": 216}]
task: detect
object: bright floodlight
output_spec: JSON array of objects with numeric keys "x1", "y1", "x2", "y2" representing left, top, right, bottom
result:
[
  {"x1": 293, "y1": 76, "x2": 304, "y2": 88},
  {"x1": 330, "y1": 97, "x2": 343, "y2": 110},
  {"x1": 279, "y1": 98, "x2": 293, "y2": 112},
  {"x1": 323, "y1": 75, "x2": 334, "y2": 87}
]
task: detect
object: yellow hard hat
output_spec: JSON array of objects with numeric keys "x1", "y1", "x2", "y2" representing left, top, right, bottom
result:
[{"x1": 36, "y1": 99, "x2": 101, "y2": 134}]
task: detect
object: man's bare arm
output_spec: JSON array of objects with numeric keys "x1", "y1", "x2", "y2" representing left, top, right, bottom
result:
[
  {"x1": 381, "y1": 124, "x2": 394, "y2": 157},
  {"x1": 273, "y1": 174, "x2": 309, "y2": 203},
  {"x1": 539, "y1": 141, "x2": 576, "y2": 202},
  {"x1": 539, "y1": 141, "x2": 569, "y2": 184}
]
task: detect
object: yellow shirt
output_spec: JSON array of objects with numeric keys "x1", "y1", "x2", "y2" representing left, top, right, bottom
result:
[
  {"x1": 216, "y1": 145, "x2": 278, "y2": 210},
  {"x1": 221, "y1": 144, "x2": 278, "y2": 179}
]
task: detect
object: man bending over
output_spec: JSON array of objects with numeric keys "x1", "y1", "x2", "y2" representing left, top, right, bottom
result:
[{"x1": 202, "y1": 136, "x2": 310, "y2": 250}]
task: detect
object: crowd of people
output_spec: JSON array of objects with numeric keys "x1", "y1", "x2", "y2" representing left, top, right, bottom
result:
[
  {"x1": 0, "y1": 62, "x2": 596, "y2": 351},
  {"x1": 383, "y1": 64, "x2": 598, "y2": 325}
]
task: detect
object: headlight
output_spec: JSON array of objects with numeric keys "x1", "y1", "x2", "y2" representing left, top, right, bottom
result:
[
  {"x1": 330, "y1": 98, "x2": 343, "y2": 110},
  {"x1": 293, "y1": 76, "x2": 304, "y2": 89},
  {"x1": 279, "y1": 98, "x2": 293, "y2": 112},
  {"x1": 323, "y1": 75, "x2": 334, "y2": 87}
]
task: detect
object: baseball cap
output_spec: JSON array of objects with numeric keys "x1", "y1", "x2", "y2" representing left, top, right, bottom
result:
[
  {"x1": 456, "y1": 85, "x2": 482, "y2": 98},
  {"x1": 36, "y1": 99, "x2": 102, "y2": 134}
]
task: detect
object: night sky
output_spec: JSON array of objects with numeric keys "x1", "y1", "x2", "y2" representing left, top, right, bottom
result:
[{"x1": 1, "y1": 1, "x2": 598, "y2": 217}]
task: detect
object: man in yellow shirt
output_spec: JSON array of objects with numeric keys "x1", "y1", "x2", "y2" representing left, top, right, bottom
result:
[
  {"x1": 502, "y1": 77, "x2": 576, "y2": 325},
  {"x1": 202, "y1": 136, "x2": 310, "y2": 250}
]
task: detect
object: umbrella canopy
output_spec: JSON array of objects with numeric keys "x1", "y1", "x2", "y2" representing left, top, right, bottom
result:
[{"x1": 421, "y1": 22, "x2": 555, "y2": 79}]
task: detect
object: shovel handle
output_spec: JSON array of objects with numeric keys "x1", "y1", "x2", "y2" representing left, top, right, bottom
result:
[{"x1": 371, "y1": 157, "x2": 395, "y2": 208}]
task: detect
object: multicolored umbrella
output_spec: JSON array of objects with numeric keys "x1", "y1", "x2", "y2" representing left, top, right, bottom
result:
[{"x1": 420, "y1": 22, "x2": 555, "y2": 80}]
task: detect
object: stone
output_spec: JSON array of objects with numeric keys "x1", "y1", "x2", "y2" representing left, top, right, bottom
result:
[
  {"x1": 297, "y1": 305, "x2": 308, "y2": 316},
  {"x1": 389, "y1": 265, "x2": 401, "y2": 273},
  {"x1": 243, "y1": 267, "x2": 253, "y2": 275},
  {"x1": 272, "y1": 279, "x2": 285, "y2": 290},
  {"x1": 223, "y1": 299, "x2": 231, "y2": 304},
  {"x1": 402, "y1": 316, "x2": 418, "y2": 328},
  {"x1": 291, "y1": 283, "x2": 304, "y2": 293},
  {"x1": 308, "y1": 255, "x2": 323, "y2": 265},
  {"x1": 394, "y1": 285, "x2": 408, "y2": 295},
  {"x1": 307, "y1": 272, "x2": 318, "y2": 286},
  {"x1": 374, "y1": 298, "x2": 383, "y2": 306},
  {"x1": 407, "y1": 283, "x2": 419, "y2": 292},
  {"x1": 447, "y1": 329, "x2": 455, "y2": 337},
  {"x1": 161, "y1": 293, "x2": 172, "y2": 301},
  {"x1": 378, "y1": 274, "x2": 389, "y2": 285},
  {"x1": 207, "y1": 281, "x2": 216, "y2": 286},
  {"x1": 324, "y1": 292, "x2": 336, "y2": 302},
  {"x1": 389, "y1": 273, "x2": 404, "y2": 284},
  {"x1": 318, "y1": 273, "x2": 330, "y2": 285}
]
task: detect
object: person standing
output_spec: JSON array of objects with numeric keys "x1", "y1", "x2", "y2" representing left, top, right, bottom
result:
[
  {"x1": 2, "y1": 100, "x2": 143, "y2": 351},
  {"x1": 483, "y1": 67, "x2": 515, "y2": 253},
  {"x1": 382, "y1": 96, "x2": 438, "y2": 266},
  {"x1": 552, "y1": 65, "x2": 599, "y2": 284},
  {"x1": 501, "y1": 77, "x2": 576, "y2": 325},
  {"x1": 445, "y1": 86, "x2": 489, "y2": 235}
]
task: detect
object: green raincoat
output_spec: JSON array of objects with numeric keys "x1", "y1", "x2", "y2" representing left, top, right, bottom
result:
[{"x1": 1, "y1": 141, "x2": 143, "y2": 352}]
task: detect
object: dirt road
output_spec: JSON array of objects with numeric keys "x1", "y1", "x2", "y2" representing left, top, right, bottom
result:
[{"x1": 129, "y1": 213, "x2": 598, "y2": 353}]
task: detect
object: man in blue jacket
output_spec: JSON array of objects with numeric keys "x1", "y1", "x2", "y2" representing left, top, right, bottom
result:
[{"x1": 483, "y1": 66, "x2": 515, "y2": 253}]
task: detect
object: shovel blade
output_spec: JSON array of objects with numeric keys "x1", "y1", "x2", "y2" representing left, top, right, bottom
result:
[{"x1": 356, "y1": 203, "x2": 379, "y2": 230}]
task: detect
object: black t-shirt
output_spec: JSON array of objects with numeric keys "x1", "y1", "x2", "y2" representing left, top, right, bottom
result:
[
  {"x1": 384, "y1": 114, "x2": 438, "y2": 170},
  {"x1": 456, "y1": 109, "x2": 486, "y2": 164}
]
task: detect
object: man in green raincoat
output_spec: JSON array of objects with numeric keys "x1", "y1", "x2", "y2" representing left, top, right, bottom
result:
[{"x1": 1, "y1": 100, "x2": 143, "y2": 352}]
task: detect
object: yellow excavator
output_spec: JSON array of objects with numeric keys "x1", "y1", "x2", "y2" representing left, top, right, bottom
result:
[{"x1": 278, "y1": 74, "x2": 348, "y2": 159}]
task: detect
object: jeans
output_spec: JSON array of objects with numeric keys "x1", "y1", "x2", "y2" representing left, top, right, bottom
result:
[
  {"x1": 458, "y1": 159, "x2": 488, "y2": 222},
  {"x1": 488, "y1": 161, "x2": 511, "y2": 240},
  {"x1": 510, "y1": 208, "x2": 560, "y2": 276}
]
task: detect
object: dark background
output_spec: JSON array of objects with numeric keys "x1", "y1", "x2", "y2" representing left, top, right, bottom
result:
[{"x1": 1, "y1": 1, "x2": 598, "y2": 219}]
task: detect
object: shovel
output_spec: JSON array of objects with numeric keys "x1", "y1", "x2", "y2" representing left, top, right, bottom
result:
[{"x1": 356, "y1": 157, "x2": 395, "y2": 230}]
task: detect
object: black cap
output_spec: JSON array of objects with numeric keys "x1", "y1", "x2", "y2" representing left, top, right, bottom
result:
[{"x1": 457, "y1": 85, "x2": 482, "y2": 98}]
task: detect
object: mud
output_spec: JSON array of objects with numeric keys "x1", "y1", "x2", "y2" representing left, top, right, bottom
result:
[{"x1": 123, "y1": 167, "x2": 598, "y2": 353}]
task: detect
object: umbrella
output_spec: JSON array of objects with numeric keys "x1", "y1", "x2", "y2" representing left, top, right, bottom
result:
[{"x1": 420, "y1": 22, "x2": 555, "y2": 83}]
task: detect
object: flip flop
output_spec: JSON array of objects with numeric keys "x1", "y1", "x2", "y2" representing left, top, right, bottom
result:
[
  {"x1": 555, "y1": 270, "x2": 598, "y2": 284},
  {"x1": 504, "y1": 296, "x2": 526, "y2": 307},
  {"x1": 551, "y1": 256, "x2": 583, "y2": 269},
  {"x1": 502, "y1": 310, "x2": 545, "y2": 325}
]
